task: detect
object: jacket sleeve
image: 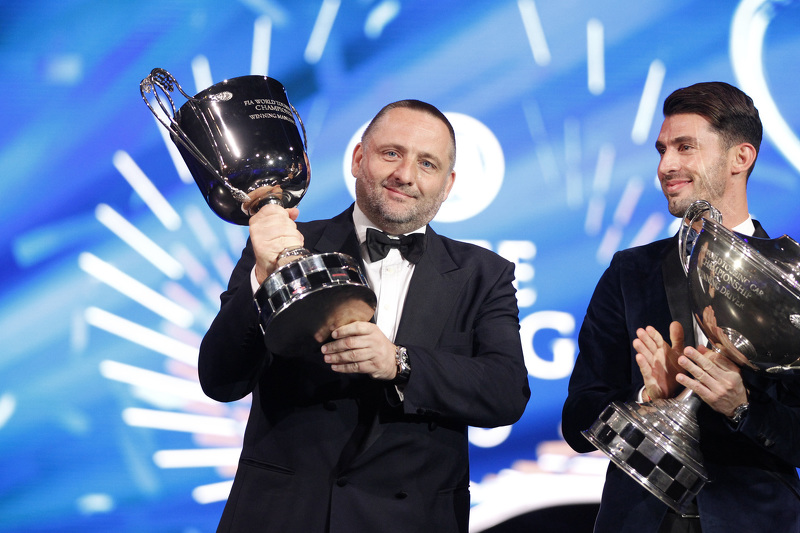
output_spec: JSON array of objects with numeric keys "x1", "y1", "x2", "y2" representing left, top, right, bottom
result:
[
  {"x1": 398, "y1": 258, "x2": 531, "y2": 428},
  {"x1": 561, "y1": 253, "x2": 645, "y2": 453},
  {"x1": 198, "y1": 239, "x2": 268, "y2": 402},
  {"x1": 734, "y1": 371, "x2": 800, "y2": 468}
]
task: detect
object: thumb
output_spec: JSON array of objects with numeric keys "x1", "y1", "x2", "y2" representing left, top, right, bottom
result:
[{"x1": 669, "y1": 321, "x2": 685, "y2": 352}]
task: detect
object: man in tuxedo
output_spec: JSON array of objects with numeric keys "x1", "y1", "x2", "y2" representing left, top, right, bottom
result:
[
  {"x1": 562, "y1": 82, "x2": 800, "y2": 532},
  {"x1": 199, "y1": 99, "x2": 531, "y2": 532}
]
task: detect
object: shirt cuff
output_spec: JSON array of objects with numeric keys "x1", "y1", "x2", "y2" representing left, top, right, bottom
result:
[{"x1": 250, "y1": 267, "x2": 260, "y2": 295}]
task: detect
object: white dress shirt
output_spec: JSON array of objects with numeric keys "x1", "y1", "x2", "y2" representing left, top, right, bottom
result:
[{"x1": 351, "y1": 203, "x2": 425, "y2": 343}]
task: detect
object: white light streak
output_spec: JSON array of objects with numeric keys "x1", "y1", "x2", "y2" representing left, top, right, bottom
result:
[
  {"x1": 100, "y1": 360, "x2": 211, "y2": 403},
  {"x1": 518, "y1": 0, "x2": 551, "y2": 66},
  {"x1": 592, "y1": 143, "x2": 615, "y2": 195},
  {"x1": 123, "y1": 408, "x2": 240, "y2": 436},
  {"x1": 585, "y1": 197, "x2": 605, "y2": 236},
  {"x1": 95, "y1": 203, "x2": 185, "y2": 280},
  {"x1": 564, "y1": 118, "x2": 582, "y2": 207},
  {"x1": 79, "y1": 252, "x2": 193, "y2": 328},
  {"x1": 76, "y1": 493, "x2": 114, "y2": 515},
  {"x1": 163, "y1": 281, "x2": 204, "y2": 315},
  {"x1": 191, "y1": 55, "x2": 213, "y2": 94},
  {"x1": 612, "y1": 177, "x2": 644, "y2": 226},
  {"x1": 630, "y1": 212, "x2": 667, "y2": 248},
  {"x1": 587, "y1": 18, "x2": 605, "y2": 95},
  {"x1": 364, "y1": 1, "x2": 400, "y2": 39},
  {"x1": 152, "y1": 114, "x2": 193, "y2": 184},
  {"x1": 0, "y1": 393, "x2": 17, "y2": 429},
  {"x1": 185, "y1": 206, "x2": 236, "y2": 283},
  {"x1": 112, "y1": 150, "x2": 182, "y2": 231},
  {"x1": 171, "y1": 244, "x2": 227, "y2": 304},
  {"x1": 224, "y1": 225, "x2": 248, "y2": 259},
  {"x1": 251, "y1": 15, "x2": 272, "y2": 76},
  {"x1": 172, "y1": 243, "x2": 210, "y2": 284},
  {"x1": 85, "y1": 307, "x2": 198, "y2": 366},
  {"x1": 631, "y1": 60, "x2": 666, "y2": 145},
  {"x1": 185, "y1": 205, "x2": 220, "y2": 252},
  {"x1": 469, "y1": 426, "x2": 513, "y2": 448},
  {"x1": 192, "y1": 480, "x2": 234, "y2": 504},
  {"x1": 304, "y1": 0, "x2": 340, "y2": 64},
  {"x1": 523, "y1": 101, "x2": 559, "y2": 183},
  {"x1": 731, "y1": 0, "x2": 800, "y2": 174},
  {"x1": 597, "y1": 225, "x2": 623, "y2": 263},
  {"x1": 153, "y1": 447, "x2": 241, "y2": 468}
]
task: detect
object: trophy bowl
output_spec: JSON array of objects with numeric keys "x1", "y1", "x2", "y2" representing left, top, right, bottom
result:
[
  {"x1": 583, "y1": 200, "x2": 800, "y2": 514},
  {"x1": 141, "y1": 69, "x2": 309, "y2": 224},
  {"x1": 685, "y1": 201, "x2": 800, "y2": 374},
  {"x1": 140, "y1": 69, "x2": 376, "y2": 354}
]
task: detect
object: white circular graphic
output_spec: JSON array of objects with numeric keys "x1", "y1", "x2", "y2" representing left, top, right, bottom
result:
[{"x1": 342, "y1": 112, "x2": 505, "y2": 223}]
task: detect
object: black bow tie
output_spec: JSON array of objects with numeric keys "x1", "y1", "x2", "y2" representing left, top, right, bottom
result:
[{"x1": 365, "y1": 228, "x2": 426, "y2": 264}]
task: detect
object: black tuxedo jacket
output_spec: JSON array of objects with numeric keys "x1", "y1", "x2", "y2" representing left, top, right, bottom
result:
[
  {"x1": 199, "y1": 205, "x2": 530, "y2": 533},
  {"x1": 562, "y1": 223, "x2": 800, "y2": 532}
]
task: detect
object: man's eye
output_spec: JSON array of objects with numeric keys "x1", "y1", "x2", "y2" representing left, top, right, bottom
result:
[
  {"x1": 386, "y1": 150, "x2": 398, "y2": 157},
  {"x1": 421, "y1": 160, "x2": 433, "y2": 169}
]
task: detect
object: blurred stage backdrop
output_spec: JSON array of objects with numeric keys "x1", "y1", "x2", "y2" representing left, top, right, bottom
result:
[{"x1": 2, "y1": 1, "x2": 799, "y2": 531}]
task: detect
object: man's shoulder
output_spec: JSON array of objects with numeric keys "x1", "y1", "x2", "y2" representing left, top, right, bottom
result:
[
  {"x1": 432, "y1": 232, "x2": 512, "y2": 268},
  {"x1": 613, "y1": 236, "x2": 674, "y2": 265}
]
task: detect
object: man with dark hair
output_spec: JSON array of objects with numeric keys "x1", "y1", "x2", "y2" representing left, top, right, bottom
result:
[
  {"x1": 199, "y1": 99, "x2": 531, "y2": 532},
  {"x1": 562, "y1": 81, "x2": 800, "y2": 532}
]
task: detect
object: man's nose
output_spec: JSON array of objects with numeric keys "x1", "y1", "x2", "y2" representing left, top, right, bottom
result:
[
  {"x1": 391, "y1": 159, "x2": 415, "y2": 184},
  {"x1": 658, "y1": 149, "x2": 678, "y2": 175}
]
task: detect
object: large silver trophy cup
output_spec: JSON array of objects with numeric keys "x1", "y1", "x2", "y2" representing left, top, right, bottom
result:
[
  {"x1": 140, "y1": 68, "x2": 376, "y2": 354},
  {"x1": 583, "y1": 200, "x2": 800, "y2": 514}
]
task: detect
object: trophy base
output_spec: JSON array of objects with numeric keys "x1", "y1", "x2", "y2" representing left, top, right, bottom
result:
[
  {"x1": 583, "y1": 395, "x2": 708, "y2": 515},
  {"x1": 255, "y1": 252, "x2": 377, "y2": 355}
]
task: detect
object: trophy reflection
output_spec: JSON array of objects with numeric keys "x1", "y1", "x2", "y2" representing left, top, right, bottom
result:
[
  {"x1": 583, "y1": 200, "x2": 800, "y2": 514},
  {"x1": 140, "y1": 68, "x2": 376, "y2": 354}
]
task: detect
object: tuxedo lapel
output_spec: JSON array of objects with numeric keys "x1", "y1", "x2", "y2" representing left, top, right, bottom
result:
[
  {"x1": 661, "y1": 235, "x2": 697, "y2": 347},
  {"x1": 306, "y1": 206, "x2": 362, "y2": 260},
  {"x1": 395, "y1": 229, "x2": 469, "y2": 346}
]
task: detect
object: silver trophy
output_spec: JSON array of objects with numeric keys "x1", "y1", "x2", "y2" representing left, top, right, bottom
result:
[
  {"x1": 140, "y1": 68, "x2": 376, "y2": 354},
  {"x1": 583, "y1": 200, "x2": 800, "y2": 514}
]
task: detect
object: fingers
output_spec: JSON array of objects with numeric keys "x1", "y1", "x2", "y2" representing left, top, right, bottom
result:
[
  {"x1": 668, "y1": 321, "x2": 685, "y2": 352},
  {"x1": 320, "y1": 322, "x2": 397, "y2": 380},
  {"x1": 633, "y1": 326, "x2": 663, "y2": 365},
  {"x1": 678, "y1": 346, "x2": 742, "y2": 395},
  {"x1": 249, "y1": 205, "x2": 304, "y2": 281}
]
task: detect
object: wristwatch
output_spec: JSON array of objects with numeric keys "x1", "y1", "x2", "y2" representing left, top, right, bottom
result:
[
  {"x1": 393, "y1": 345, "x2": 411, "y2": 384},
  {"x1": 729, "y1": 402, "x2": 750, "y2": 424}
]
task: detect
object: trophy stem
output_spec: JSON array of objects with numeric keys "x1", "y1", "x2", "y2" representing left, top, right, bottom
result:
[{"x1": 583, "y1": 388, "x2": 708, "y2": 515}]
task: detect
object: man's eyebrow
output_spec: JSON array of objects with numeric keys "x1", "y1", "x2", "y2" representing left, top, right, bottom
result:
[
  {"x1": 655, "y1": 135, "x2": 698, "y2": 149},
  {"x1": 377, "y1": 142, "x2": 444, "y2": 167},
  {"x1": 417, "y1": 150, "x2": 444, "y2": 166}
]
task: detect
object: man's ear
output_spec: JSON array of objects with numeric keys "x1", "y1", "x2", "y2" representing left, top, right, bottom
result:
[
  {"x1": 351, "y1": 142, "x2": 364, "y2": 177},
  {"x1": 441, "y1": 170, "x2": 456, "y2": 201},
  {"x1": 730, "y1": 142, "x2": 757, "y2": 177}
]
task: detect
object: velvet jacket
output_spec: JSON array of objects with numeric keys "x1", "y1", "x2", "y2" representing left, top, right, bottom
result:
[{"x1": 562, "y1": 224, "x2": 800, "y2": 532}]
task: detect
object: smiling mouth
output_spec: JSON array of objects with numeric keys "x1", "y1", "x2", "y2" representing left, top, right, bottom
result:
[
  {"x1": 385, "y1": 186, "x2": 416, "y2": 199},
  {"x1": 663, "y1": 179, "x2": 691, "y2": 194}
]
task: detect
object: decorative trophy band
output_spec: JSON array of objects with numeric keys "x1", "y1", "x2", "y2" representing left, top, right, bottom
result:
[
  {"x1": 140, "y1": 68, "x2": 376, "y2": 354},
  {"x1": 583, "y1": 199, "x2": 800, "y2": 514}
]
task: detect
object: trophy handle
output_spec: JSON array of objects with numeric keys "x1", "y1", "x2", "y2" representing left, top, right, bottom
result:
[
  {"x1": 139, "y1": 68, "x2": 251, "y2": 204},
  {"x1": 679, "y1": 200, "x2": 722, "y2": 274}
]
